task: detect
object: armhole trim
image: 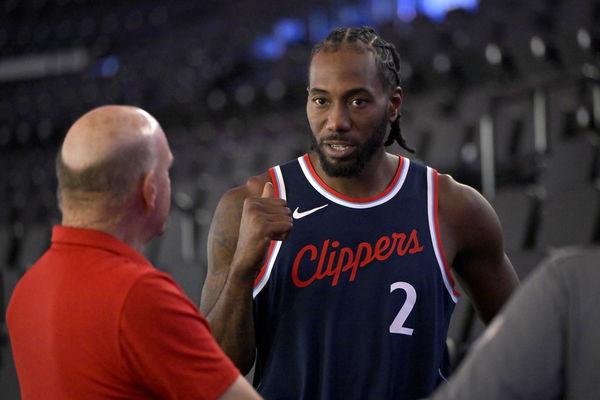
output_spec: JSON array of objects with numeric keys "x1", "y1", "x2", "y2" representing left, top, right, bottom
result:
[
  {"x1": 253, "y1": 166, "x2": 286, "y2": 297},
  {"x1": 427, "y1": 168, "x2": 459, "y2": 302}
]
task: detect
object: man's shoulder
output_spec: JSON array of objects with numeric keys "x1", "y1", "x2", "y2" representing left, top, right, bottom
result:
[
  {"x1": 542, "y1": 246, "x2": 600, "y2": 285},
  {"x1": 435, "y1": 172, "x2": 502, "y2": 248},
  {"x1": 436, "y1": 173, "x2": 486, "y2": 212},
  {"x1": 125, "y1": 267, "x2": 185, "y2": 300},
  {"x1": 81, "y1": 251, "x2": 160, "y2": 296}
]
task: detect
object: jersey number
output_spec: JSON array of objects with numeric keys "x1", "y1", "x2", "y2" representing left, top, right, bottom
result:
[{"x1": 389, "y1": 282, "x2": 416, "y2": 335}]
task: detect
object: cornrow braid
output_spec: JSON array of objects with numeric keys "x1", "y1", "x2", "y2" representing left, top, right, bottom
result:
[{"x1": 311, "y1": 26, "x2": 414, "y2": 153}]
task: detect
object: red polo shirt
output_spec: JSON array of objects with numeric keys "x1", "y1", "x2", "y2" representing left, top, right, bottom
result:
[{"x1": 7, "y1": 226, "x2": 239, "y2": 399}]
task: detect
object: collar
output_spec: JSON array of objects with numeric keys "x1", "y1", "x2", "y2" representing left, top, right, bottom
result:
[{"x1": 51, "y1": 225, "x2": 152, "y2": 267}]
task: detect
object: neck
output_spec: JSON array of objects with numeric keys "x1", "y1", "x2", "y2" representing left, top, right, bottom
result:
[
  {"x1": 309, "y1": 151, "x2": 399, "y2": 198},
  {"x1": 62, "y1": 209, "x2": 148, "y2": 253}
]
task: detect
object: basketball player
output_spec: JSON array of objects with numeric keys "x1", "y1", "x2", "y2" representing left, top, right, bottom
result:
[{"x1": 201, "y1": 27, "x2": 519, "y2": 399}]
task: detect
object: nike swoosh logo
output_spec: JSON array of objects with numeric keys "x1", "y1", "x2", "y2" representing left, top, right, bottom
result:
[{"x1": 293, "y1": 204, "x2": 329, "y2": 219}]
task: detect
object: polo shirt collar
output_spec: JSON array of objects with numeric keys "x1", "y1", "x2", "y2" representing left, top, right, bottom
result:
[{"x1": 51, "y1": 225, "x2": 152, "y2": 267}]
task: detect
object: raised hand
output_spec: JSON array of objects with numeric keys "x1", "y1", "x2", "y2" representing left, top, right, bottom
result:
[{"x1": 231, "y1": 182, "x2": 292, "y2": 276}]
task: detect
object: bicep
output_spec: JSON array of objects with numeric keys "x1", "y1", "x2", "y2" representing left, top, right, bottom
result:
[{"x1": 440, "y1": 176, "x2": 519, "y2": 322}]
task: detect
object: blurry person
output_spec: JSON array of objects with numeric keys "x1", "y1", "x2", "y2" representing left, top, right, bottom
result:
[
  {"x1": 7, "y1": 105, "x2": 261, "y2": 400},
  {"x1": 201, "y1": 26, "x2": 519, "y2": 399},
  {"x1": 427, "y1": 247, "x2": 600, "y2": 400}
]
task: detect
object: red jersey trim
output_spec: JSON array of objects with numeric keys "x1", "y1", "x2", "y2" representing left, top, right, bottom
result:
[
  {"x1": 269, "y1": 168, "x2": 281, "y2": 198},
  {"x1": 254, "y1": 241, "x2": 276, "y2": 288}
]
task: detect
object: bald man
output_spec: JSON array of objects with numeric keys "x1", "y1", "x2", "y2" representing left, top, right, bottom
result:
[{"x1": 6, "y1": 106, "x2": 261, "y2": 400}]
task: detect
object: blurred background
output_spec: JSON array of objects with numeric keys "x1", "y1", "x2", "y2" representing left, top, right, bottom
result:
[{"x1": 1, "y1": 0, "x2": 599, "y2": 397}]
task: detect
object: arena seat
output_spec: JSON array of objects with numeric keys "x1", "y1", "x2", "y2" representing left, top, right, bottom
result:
[
  {"x1": 0, "y1": 267, "x2": 22, "y2": 399},
  {"x1": 507, "y1": 248, "x2": 547, "y2": 281},
  {"x1": 153, "y1": 207, "x2": 204, "y2": 305},
  {"x1": 535, "y1": 183, "x2": 600, "y2": 249},
  {"x1": 491, "y1": 185, "x2": 538, "y2": 252},
  {"x1": 541, "y1": 134, "x2": 598, "y2": 195},
  {"x1": 17, "y1": 224, "x2": 51, "y2": 270},
  {"x1": 494, "y1": 93, "x2": 539, "y2": 185}
]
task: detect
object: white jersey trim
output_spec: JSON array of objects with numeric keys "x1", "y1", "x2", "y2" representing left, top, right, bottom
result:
[{"x1": 298, "y1": 155, "x2": 410, "y2": 209}]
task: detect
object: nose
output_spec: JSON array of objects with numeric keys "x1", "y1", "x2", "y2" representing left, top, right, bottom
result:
[{"x1": 325, "y1": 103, "x2": 351, "y2": 132}]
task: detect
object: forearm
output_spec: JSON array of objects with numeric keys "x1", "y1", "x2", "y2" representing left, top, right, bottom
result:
[
  {"x1": 201, "y1": 177, "x2": 291, "y2": 373},
  {"x1": 203, "y1": 268, "x2": 257, "y2": 374}
]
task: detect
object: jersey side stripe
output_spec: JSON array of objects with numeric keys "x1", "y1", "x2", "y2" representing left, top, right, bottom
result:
[
  {"x1": 253, "y1": 166, "x2": 286, "y2": 297},
  {"x1": 427, "y1": 168, "x2": 459, "y2": 302}
]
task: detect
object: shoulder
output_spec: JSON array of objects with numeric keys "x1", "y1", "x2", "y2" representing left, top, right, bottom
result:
[
  {"x1": 126, "y1": 268, "x2": 180, "y2": 300},
  {"x1": 123, "y1": 270, "x2": 202, "y2": 323},
  {"x1": 437, "y1": 173, "x2": 487, "y2": 214},
  {"x1": 436, "y1": 173, "x2": 503, "y2": 251},
  {"x1": 437, "y1": 173, "x2": 498, "y2": 225},
  {"x1": 540, "y1": 247, "x2": 600, "y2": 291},
  {"x1": 546, "y1": 247, "x2": 600, "y2": 271}
]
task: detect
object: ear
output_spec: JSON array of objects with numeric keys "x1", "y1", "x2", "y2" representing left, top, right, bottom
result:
[
  {"x1": 388, "y1": 86, "x2": 403, "y2": 122},
  {"x1": 141, "y1": 170, "x2": 157, "y2": 210}
]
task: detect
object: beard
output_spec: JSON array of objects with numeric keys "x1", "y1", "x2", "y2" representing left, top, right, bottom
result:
[{"x1": 310, "y1": 113, "x2": 389, "y2": 178}]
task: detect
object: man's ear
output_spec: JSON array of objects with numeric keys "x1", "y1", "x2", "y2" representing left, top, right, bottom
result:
[
  {"x1": 389, "y1": 86, "x2": 403, "y2": 121},
  {"x1": 141, "y1": 170, "x2": 156, "y2": 210}
]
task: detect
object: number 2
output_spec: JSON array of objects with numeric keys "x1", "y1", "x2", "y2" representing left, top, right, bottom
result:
[{"x1": 389, "y1": 282, "x2": 416, "y2": 335}]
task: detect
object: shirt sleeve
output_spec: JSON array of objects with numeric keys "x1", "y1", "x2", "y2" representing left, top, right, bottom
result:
[
  {"x1": 428, "y1": 256, "x2": 566, "y2": 400},
  {"x1": 118, "y1": 271, "x2": 240, "y2": 400}
]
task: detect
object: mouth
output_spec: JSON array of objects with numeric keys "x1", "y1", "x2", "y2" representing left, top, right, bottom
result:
[{"x1": 323, "y1": 141, "x2": 356, "y2": 159}]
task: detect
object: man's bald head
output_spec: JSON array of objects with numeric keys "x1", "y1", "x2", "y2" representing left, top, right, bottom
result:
[
  {"x1": 61, "y1": 105, "x2": 160, "y2": 169},
  {"x1": 57, "y1": 105, "x2": 164, "y2": 212}
]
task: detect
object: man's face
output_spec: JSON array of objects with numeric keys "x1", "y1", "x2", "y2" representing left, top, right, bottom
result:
[{"x1": 306, "y1": 46, "x2": 393, "y2": 178}]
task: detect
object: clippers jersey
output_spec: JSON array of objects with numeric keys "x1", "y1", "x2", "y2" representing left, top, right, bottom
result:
[{"x1": 253, "y1": 154, "x2": 458, "y2": 400}]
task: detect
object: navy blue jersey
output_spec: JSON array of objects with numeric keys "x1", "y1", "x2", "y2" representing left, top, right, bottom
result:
[{"x1": 253, "y1": 154, "x2": 458, "y2": 400}]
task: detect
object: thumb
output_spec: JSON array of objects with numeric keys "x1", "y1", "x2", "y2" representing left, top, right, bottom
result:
[{"x1": 261, "y1": 182, "x2": 274, "y2": 198}]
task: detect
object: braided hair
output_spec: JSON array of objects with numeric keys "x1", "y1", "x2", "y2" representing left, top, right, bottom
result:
[{"x1": 311, "y1": 26, "x2": 414, "y2": 153}]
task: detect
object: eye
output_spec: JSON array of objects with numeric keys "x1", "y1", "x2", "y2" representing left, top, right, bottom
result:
[
  {"x1": 351, "y1": 98, "x2": 368, "y2": 107},
  {"x1": 312, "y1": 97, "x2": 328, "y2": 106}
]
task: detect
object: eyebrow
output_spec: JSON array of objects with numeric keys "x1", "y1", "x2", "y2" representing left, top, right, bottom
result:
[
  {"x1": 308, "y1": 88, "x2": 328, "y2": 95},
  {"x1": 308, "y1": 87, "x2": 373, "y2": 97}
]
